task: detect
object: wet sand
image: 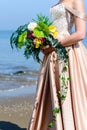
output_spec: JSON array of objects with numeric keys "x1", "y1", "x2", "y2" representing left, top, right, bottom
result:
[{"x1": 0, "y1": 94, "x2": 35, "y2": 130}]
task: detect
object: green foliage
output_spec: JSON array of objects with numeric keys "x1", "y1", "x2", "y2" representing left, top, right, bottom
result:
[
  {"x1": 48, "y1": 107, "x2": 60, "y2": 128},
  {"x1": 48, "y1": 122, "x2": 54, "y2": 128},
  {"x1": 38, "y1": 22, "x2": 50, "y2": 35},
  {"x1": 24, "y1": 39, "x2": 41, "y2": 62},
  {"x1": 18, "y1": 31, "x2": 27, "y2": 48},
  {"x1": 58, "y1": 69, "x2": 71, "y2": 102},
  {"x1": 53, "y1": 108, "x2": 60, "y2": 114},
  {"x1": 61, "y1": 76, "x2": 66, "y2": 86},
  {"x1": 58, "y1": 91, "x2": 66, "y2": 100},
  {"x1": 33, "y1": 22, "x2": 50, "y2": 38},
  {"x1": 67, "y1": 77, "x2": 71, "y2": 81},
  {"x1": 46, "y1": 35, "x2": 68, "y2": 62},
  {"x1": 10, "y1": 24, "x2": 28, "y2": 49},
  {"x1": 33, "y1": 14, "x2": 52, "y2": 26},
  {"x1": 33, "y1": 28, "x2": 45, "y2": 38}
]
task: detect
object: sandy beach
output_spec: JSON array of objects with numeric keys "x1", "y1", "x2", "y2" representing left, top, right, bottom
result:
[{"x1": 0, "y1": 93, "x2": 35, "y2": 130}]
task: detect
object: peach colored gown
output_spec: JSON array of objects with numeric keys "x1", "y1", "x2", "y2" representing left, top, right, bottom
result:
[{"x1": 28, "y1": 4, "x2": 87, "y2": 130}]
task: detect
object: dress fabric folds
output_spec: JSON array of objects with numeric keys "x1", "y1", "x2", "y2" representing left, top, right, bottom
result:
[{"x1": 28, "y1": 4, "x2": 87, "y2": 130}]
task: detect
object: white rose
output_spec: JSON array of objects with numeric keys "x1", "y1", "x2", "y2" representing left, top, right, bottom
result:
[{"x1": 27, "y1": 22, "x2": 37, "y2": 31}]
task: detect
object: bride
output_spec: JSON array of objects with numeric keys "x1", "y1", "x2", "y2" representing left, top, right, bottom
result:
[{"x1": 28, "y1": 0, "x2": 87, "y2": 129}]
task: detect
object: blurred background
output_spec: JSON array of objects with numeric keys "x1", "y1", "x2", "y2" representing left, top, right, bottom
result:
[
  {"x1": 0, "y1": 0, "x2": 87, "y2": 96},
  {"x1": 0, "y1": 0, "x2": 87, "y2": 129}
]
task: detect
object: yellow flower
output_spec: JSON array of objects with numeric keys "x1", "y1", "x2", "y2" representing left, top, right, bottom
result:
[
  {"x1": 49, "y1": 25, "x2": 58, "y2": 38},
  {"x1": 34, "y1": 38, "x2": 42, "y2": 48},
  {"x1": 53, "y1": 31, "x2": 58, "y2": 38},
  {"x1": 49, "y1": 25, "x2": 57, "y2": 33}
]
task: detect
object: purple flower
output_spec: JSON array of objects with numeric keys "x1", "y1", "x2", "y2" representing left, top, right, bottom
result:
[{"x1": 27, "y1": 32, "x2": 35, "y2": 39}]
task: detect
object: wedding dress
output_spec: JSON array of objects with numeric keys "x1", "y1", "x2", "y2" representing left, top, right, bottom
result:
[{"x1": 28, "y1": 4, "x2": 87, "y2": 130}]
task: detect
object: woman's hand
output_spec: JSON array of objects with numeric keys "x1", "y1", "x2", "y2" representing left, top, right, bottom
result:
[{"x1": 41, "y1": 46, "x2": 55, "y2": 55}]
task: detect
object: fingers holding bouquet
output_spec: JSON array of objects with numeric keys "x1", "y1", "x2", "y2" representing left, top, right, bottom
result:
[{"x1": 41, "y1": 45, "x2": 55, "y2": 55}]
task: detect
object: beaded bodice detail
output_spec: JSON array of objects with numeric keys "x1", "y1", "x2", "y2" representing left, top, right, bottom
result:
[{"x1": 50, "y1": 4, "x2": 74, "y2": 35}]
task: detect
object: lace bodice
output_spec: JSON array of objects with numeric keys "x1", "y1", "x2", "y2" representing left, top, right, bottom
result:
[{"x1": 50, "y1": 4, "x2": 87, "y2": 38}]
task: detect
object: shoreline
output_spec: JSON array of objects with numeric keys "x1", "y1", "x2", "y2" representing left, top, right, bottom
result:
[{"x1": 0, "y1": 92, "x2": 36, "y2": 129}]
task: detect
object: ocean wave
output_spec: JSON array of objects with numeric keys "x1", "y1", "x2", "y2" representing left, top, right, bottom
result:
[
  {"x1": 0, "y1": 85, "x2": 36, "y2": 97},
  {"x1": 0, "y1": 85, "x2": 35, "y2": 92}
]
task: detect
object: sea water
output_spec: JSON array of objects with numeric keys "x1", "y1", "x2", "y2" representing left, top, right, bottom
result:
[
  {"x1": 0, "y1": 30, "x2": 40, "y2": 97},
  {"x1": 0, "y1": 30, "x2": 87, "y2": 97}
]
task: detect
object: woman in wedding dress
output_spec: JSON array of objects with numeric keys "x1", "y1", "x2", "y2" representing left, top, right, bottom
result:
[{"x1": 28, "y1": 0, "x2": 87, "y2": 129}]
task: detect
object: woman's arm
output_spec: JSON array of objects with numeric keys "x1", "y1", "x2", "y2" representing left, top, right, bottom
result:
[{"x1": 60, "y1": 0, "x2": 86, "y2": 47}]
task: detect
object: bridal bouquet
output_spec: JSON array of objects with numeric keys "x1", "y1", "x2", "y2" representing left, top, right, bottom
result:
[{"x1": 10, "y1": 14, "x2": 68, "y2": 63}]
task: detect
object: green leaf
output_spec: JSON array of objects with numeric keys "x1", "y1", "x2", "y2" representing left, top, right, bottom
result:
[
  {"x1": 33, "y1": 28, "x2": 45, "y2": 38},
  {"x1": 67, "y1": 77, "x2": 71, "y2": 81},
  {"x1": 18, "y1": 42, "x2": 24, "y2": 49},
  {"x1": 65, "y1": 86, "x2": 68, "y2": 89},
  {"x1": 10, "y1": 24, "x2": 28, "y2": 49},
  {"x1": 38, "y1": 22, "x2": 50, "y2": 35},
  {"x1": 33, "y1": 21, "x2": 50, "y2": 38},
  {"x1": 33, "y1": 14, "x2": 52, "y2": 26},
  {"x1": 53, "y1": 108, "x2": 60, "y2": 114},
  {"x1": 53, "y1": 115, "x2": 56, "y2": 121},
  {"x1": 18, "y1": 31, "x2": 27, "y2": 44},
  {"x1": 61, "y1": 95, "x2": 66, "y2": 100},
  {"x1": 48, "y1": 122, "x2": 54, "y2": 128}
]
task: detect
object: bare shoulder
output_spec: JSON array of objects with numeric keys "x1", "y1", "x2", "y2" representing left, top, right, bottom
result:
[{"x1": 72, "y1": 0, "x2": 85, "y2": 12}]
